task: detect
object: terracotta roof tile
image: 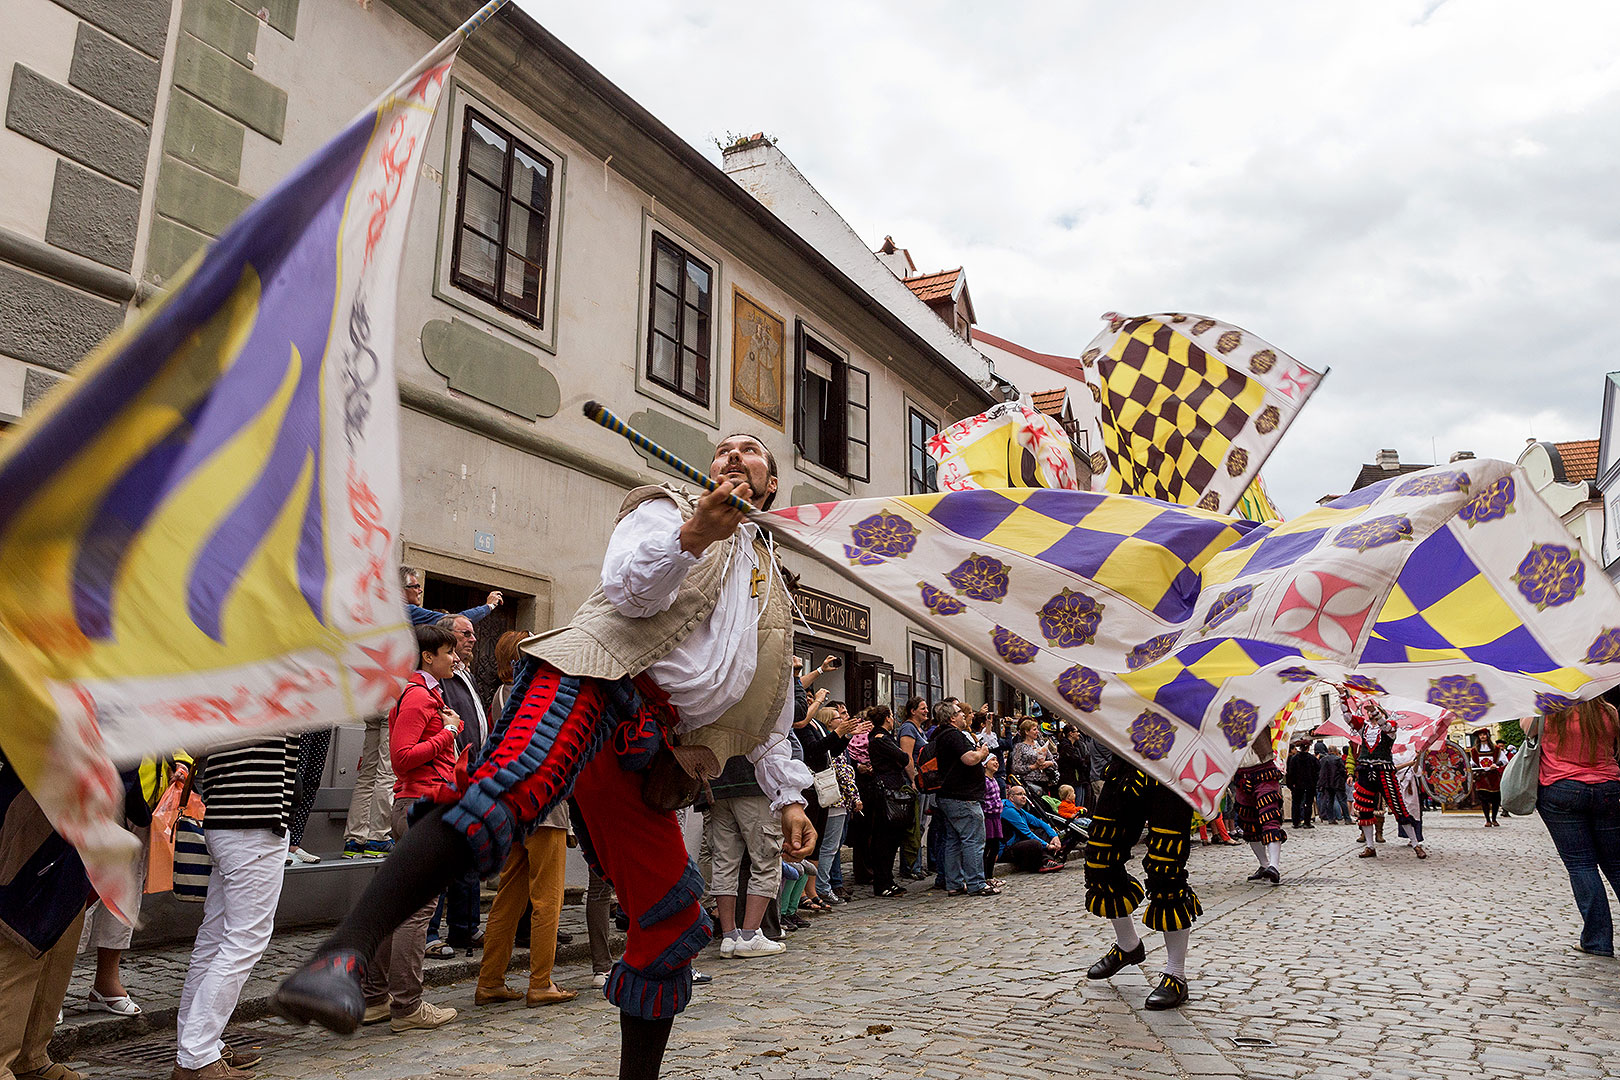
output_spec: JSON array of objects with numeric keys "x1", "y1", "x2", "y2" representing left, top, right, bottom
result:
[
  {"x1": 1031, "y1": 389, "x2": 1068, "y2": 416},
  {"x1": 1554, "y1": 438, "x2": 1600, "y2": 482},
  {"x1": 904, "y1": 268, "x2": 961, "y2": 304}
]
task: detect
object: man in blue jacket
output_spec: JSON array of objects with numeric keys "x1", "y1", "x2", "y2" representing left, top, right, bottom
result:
[{"x1": 999, "y1": 786, "x2": 1064, "y2": 874}]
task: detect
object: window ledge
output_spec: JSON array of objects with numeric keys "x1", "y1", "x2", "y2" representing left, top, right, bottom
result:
[{"x1": 792, "y1": 451, "x2": 853, "y2": 494}]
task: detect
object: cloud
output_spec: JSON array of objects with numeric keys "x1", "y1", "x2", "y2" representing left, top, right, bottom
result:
[{"x1": 515, "y1": 0, "x2": 1620, "y2": 513}]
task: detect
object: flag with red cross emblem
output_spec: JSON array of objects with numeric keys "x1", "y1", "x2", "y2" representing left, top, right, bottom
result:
[{"x1": 1079, "y1": 313, "x2": 1323, "y2": 515}]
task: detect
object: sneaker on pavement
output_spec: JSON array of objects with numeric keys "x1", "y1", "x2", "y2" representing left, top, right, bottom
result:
[
  {"x1": 719, "y1": 935, "x2": 738, "y2": 959},
  {"x1": 390, "y1": 1001, "x2": 457, "y2": 1033},
  {"x1": 341, "y1": 840, "x2": 368, "y2": 860},
  {"x1": 592, "y1": 971, "x2": 611, "y2": 988},
  {"x1": 731, "y1": 932, "x2": 785, "y2": 958},
  {"x1": 288, "y1": 847, "x2": 321, "y2": 864},
  {"x1": 363, "y1": 839, "x2": 393, "y2": 859},
  {"x1": 362, "y1": 1002, "x2": 392, "y2": 1025}
]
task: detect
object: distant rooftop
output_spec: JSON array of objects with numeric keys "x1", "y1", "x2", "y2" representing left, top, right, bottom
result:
[
  {"x1": 973, "y1": 329, "x2": 1090, "y2": 385},
  {"x1": 1553, "y1": 438, "x2": 1600, "y2": 482},
  {"x1": 904, "y1": 268, "x2": 962, "y2": 305}
]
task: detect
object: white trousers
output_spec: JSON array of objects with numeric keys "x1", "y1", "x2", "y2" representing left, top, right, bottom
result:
[{"x1": 175, "y1": 829, "x2": 286, "y2": 1068}]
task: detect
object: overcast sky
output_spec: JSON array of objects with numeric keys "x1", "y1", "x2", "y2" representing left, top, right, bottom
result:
[{"x1": 515, "y1": 0, "x2": 1620, "y2": 515}]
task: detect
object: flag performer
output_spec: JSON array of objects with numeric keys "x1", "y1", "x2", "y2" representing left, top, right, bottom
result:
[{"x1": 275, "y1": 422, "x2": 815, "y2": 1080}]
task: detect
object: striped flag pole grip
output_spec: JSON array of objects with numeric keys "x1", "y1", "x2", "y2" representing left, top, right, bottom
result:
[{"x1": 581, "y1": 401, "x2": 758, "y2": 514}]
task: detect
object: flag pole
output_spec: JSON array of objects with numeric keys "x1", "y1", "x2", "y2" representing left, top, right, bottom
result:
[
  {"x1": 458, "y1": 0, "x2": 512, "y2": 37},
  {"x1": 582, "y1": 400, "x2": 759, "y2": 514}
]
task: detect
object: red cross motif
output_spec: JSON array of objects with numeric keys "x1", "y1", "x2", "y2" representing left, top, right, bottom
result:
[
  {"x1": 353, "y1": 640, "x2": 415, "y2": 712},
  {"x1": 1273, "y1": 571, "x2": 1376, "y2": 655},
  {"x1": 1276, "y1": 363, "x2": 1315, "y2": 400},
  {"x1": 1177, "y1": 749, "x2": 1224, "y2": 816}
]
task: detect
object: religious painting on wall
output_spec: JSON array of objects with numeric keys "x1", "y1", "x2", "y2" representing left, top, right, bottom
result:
[{"x1": 730, "y1": 288, "x2": 785, "y2": 427}]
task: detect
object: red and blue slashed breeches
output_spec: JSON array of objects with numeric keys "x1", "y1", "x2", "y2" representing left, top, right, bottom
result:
[{"x1": 432, "y1": 656, "x2": 710, "y2": 1019}]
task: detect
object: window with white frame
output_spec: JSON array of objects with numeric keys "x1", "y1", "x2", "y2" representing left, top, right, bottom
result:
[{"x1": 794, "y1": 322, "x2": 869, "y2": 481}]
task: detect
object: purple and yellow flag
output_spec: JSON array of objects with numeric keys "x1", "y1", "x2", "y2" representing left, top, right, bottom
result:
[
  {"x1": 767, "y1": 459, "x2": 1620, "y2": 814},
  {"x1": 0, "y1": 3, "x2": 507, "y2": 916},
  {"x1": 1080, "y1": 313, "x2": 1322, "y2": 514}
]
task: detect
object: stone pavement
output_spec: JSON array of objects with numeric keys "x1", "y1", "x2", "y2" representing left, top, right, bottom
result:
[{"x1": 59, "y1": 813, "x2": 1620, "y2": 1079}]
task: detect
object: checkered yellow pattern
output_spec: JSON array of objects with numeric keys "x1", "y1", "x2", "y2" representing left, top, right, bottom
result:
[
  {"x1": 909, "y1": 488, "x2": 1250, "y2": 621},
  {"x1": 1098, "y1": 317, "x2": 1268, "y2": 507}
]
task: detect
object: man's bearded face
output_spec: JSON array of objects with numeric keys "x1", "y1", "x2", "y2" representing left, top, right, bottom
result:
[{"x1": 710, "y1": 435, "x2": 776, "y2": 505}]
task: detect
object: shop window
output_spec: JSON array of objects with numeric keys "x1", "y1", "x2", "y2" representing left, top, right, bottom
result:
[
  {"x1": 450, "y1": 108, "x2": 554, "y2": 325},
  {"x1": 793, "y1": 322, "x2": 869, "y2": 481},
  {"x1": 909, "y1": 408, "x2": 939, "y2": 494},
  {"x1": 912, "y1": 642, "x2": 944, "y2": 708},
  {"x1": 646, "y1": 234, "x2": 713, "y2": 406}
]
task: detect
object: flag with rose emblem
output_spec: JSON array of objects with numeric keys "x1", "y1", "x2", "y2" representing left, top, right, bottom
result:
[
  {"x1": 766, "y1": 458, "x2": 1620, "y2": 814},
  {"x1": 0, "y1": 5, "x2": 504, "y2": 920},
  {"x1": 1079, "y1": 313, "x2": 1323, "y2": 514}
]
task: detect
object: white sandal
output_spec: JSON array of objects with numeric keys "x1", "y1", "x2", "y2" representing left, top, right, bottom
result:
[{"x1": 87, "y1": 989, "x2": 142, "y2": 1016}]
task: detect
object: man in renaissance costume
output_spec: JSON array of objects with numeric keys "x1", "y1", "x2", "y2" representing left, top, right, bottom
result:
[
  {"x1": 1082, "y1": 762, "x2": 1199, "y2": 1010},
  {"x1": 1229, "y1": 727, "x2": 1286, "y2": 884},
  {"x1": 273, "y1": 434, "x2": 815, "y2": 1080}
]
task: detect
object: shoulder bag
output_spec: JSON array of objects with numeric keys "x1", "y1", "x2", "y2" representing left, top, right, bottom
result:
[{"x1": 1499, "y1": 719, "x2": 1542, "y2": 816}]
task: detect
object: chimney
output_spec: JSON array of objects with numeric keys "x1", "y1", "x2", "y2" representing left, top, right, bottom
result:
[
  {"x1": 1449, "y1": 450, "x2": 1475, "y2": 463},
  {"x1": 1375, "y1": 449, "x2": 1400, "y2": 471},
  {"x1": 874, "y1": 237, "x2": 915, "y2": 280}
]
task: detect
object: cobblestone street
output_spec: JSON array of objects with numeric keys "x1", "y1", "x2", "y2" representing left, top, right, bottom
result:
[{"x1": 65, "y1": 814, "x2": 1620, "y2": 1080}]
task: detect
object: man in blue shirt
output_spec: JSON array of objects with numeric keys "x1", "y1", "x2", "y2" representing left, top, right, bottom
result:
[
  {"x1": 401, "y1": 567, "x2": 502, "y2": 626},
  {"x1": 999, "y1": 786, "x2": 1064, "y2": 873}
]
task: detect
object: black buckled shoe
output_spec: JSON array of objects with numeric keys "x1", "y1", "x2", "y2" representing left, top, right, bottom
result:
[
  {"x1": 1246, "y1": 867, "x2": 1269, "y2": 882},
  {"x1": 271, "y1": 949, "x2": 368, "y2": 1034},
  {"x1": 1086, "y1": 940, "x2": 1146, "y2": 980},
  {"x1": 1145, "y1": 973, "x2": 1189, "y2": 1010}
]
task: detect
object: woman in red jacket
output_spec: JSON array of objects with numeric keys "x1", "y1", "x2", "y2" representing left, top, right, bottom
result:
[{"x1": 357, "y1": 624, "x2": 464, "y2": 1034}]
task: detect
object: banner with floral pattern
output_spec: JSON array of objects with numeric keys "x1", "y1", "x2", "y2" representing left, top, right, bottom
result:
[{"x1": 766, "y1": 457, "x2": 1620, "y2": 814}]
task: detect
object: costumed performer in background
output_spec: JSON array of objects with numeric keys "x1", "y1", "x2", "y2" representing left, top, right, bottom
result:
[
  {"x1": 1349, "y1": 694, "x2": 1419, "y2": 859},
  {"x1": 274, "y1": 434, "x2": 816, "y2": 1080},
  {"x1": 1229, "y1": 726, "x2": 1286, "y2": 884}
]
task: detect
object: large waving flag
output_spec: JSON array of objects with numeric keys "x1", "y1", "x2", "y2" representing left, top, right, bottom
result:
[
  {"x1": 0, "y1": 1, "x2": 508, "y2": 917},
  {"x1": 768, "y1": 458, "x2": 1620, "y2": 814},
  {"x1": 1081, "y1": 313, "x2": 1322, "y2": 514}
]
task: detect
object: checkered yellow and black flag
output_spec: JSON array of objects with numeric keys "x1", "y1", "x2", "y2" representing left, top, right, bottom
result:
[{"x1": 1080, "y1": 313, "x2": 1323, "y2": 515}]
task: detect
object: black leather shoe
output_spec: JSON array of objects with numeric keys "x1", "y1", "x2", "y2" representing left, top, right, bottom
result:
[
  {"x1": 1086, "y1": 941, "x2": 1146, "y2": 980},
  {"x1": 1145, "y1": 973, "x2": 1188, "y2": 1010},
  {"x1": 1246, "y1": 867, "x2": 1268, "y2": 882},
  {"x1": 556, "y1": 930, "x2": 574, "y2": 945},
  {"x1": 272, "y1": 949, "x2": 367, "y2": 1034}
]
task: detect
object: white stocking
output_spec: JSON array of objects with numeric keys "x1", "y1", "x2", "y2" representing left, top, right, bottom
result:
[
  {"x1": 1162, "y1": 928, "x2": 1190, "y2": 978},
  {"x1": 1362, "y1": 825, "x2": 1376, "y2": 846},
  {"x1": 1266, "y1": 841, "x2": 1281, "y2": 869},
  {"x1": 1249, "y1": 841, "x2": 1267, "y2": 867},
  {"x1": 1110, "y1": 917, "x2": 1141, "y2": 952}
]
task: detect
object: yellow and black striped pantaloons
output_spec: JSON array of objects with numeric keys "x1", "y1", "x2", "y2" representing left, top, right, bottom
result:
[{"x1": 1083, "y1": 760, "x2": 1201, "y2": 931}]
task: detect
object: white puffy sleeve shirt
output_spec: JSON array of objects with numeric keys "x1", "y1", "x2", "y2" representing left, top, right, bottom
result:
[{"x1": 600, "y1": 498, "x2": 810, "y2": 810}]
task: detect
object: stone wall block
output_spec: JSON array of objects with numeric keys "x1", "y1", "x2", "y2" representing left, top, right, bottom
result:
[
  {"x1": 22, "y1": 368, "x2": 63, "y2": 412},
  {"x1": 5, "y1": 66, "x2": 149, "y2": 186},
  {"x1": 163, "y1": 91, "x2": 246, "y2": 184},
  {"x1": 227, "y1": 0, "x2": 299, "y2": 39},
  {"x1": 0, "y1": 264, "x2": 126, "y2": 373},
  {"x1": 180, "y1": 0, "x2": 260, "y2": 67},
  {"x1": 144, "y1": 218, "x2": 212, "y2": 285},
  {"x1": 172, "y1": 35, "x2": 287, "y2": 142},
  {"x1": 50, "y1": 0, "x2": 173, "y2": 58},
  {"x1": 154, "y1": 156, "x2": 255, "y2": 237},
  {"x1": 69, "y1": 23, "x2": 163, "y2": 122},
  {"x1": 45, "y1": 160, "x2": 141, "y2": 270}
]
